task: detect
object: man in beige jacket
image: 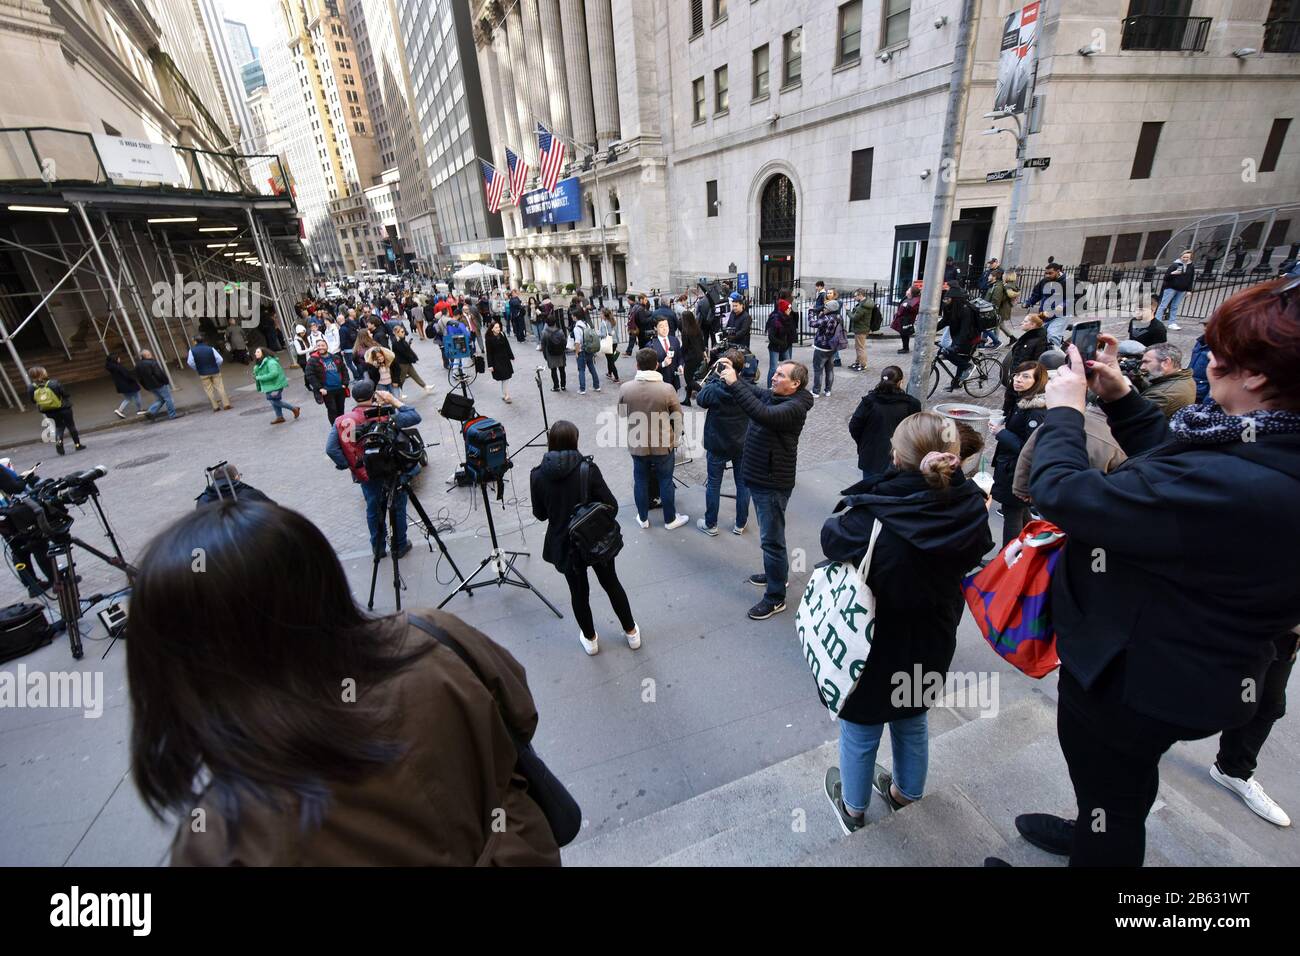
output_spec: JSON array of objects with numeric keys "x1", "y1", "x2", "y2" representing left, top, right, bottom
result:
[{"x1": 618, "y1": 348, "x2": 688, "y2": 530}]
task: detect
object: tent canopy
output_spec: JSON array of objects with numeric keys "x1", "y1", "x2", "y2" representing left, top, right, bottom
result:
[{"x1": 452, "y1": 261, "x2": 503, "y2": 280}]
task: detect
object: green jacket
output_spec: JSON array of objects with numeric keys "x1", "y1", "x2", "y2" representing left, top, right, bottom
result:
[
  {"x1": 253, "y1": 356, "x2": 288, "y2": 393},
  {"x1": 849, "y1": 299, "x2": 880, "y2": 334}
]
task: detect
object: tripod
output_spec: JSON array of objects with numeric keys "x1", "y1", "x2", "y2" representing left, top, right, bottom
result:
[
  {"x1": 512, "y1": 366, "x2": 552, "y2": 459},
  {"x1": 438, "y1": 474, "x2": 561, "y2": 618},
  {"x1": 41, "y1": 490, "x2": 136, "y2": 660},
  {"x1": 367, "y1": 470, "x2": 467, "y2": 611}
]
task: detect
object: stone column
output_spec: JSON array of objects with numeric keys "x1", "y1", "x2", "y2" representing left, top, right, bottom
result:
[
  {"x1": 610, "y1": 0, "x2": 661, "y2": 144},
  {"x1": 519, "y1": 0, "x2": 552, "y2": 140},
  {"x1": 475, "y1": 36, "x2": 504, "y2": 166},
  {"x1": 491, "y1": 26, "x2": 523, "y2": 167},
  {"x1": 559, "y1": 0, "x2": 596, "y2": 151},
  {"x1": 538, "y1": 0, "x2": 572, "y2": 142},
  {"x1": 584, "y1": 0, "x2": 620, "y2": 148},
  {"x1": 505, "y1": 5, "x2": 538, "y2": 168}
]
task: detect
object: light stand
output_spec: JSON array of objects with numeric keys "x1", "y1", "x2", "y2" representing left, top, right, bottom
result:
[
  {"x1": 437, "y1": 470, "x2": 562, "y2": 618},
  {"x1": 367, "y1": 468, "x2": 467, "y2": 611},
  {"x1": 512, "y1": 366, "x2": 552, "y2": 458}
]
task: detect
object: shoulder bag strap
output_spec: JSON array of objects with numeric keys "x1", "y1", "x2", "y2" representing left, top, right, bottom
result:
[
  {"x1": 579, "y1": 459, "x2": 590, "y2": 506},
  {"x1": 856, "y1": 519, "x2": 884, "y2": 582}
]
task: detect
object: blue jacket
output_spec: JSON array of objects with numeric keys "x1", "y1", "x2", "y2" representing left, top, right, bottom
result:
[
  {"x1": 696, "y1": 378, "x2": 749, "y2": 460},
  {"x1": 1189, "y1": 335, "x2": 1211, "y2": 403}
]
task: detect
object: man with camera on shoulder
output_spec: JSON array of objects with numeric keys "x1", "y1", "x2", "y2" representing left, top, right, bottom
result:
[{"x1": 325, "y1": 379, "x2": 422, "y2": 560}]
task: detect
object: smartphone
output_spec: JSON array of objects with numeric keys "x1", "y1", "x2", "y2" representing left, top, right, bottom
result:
[{"x1": 1071, "y1": 320, "x2": 1101, "y2": 366}]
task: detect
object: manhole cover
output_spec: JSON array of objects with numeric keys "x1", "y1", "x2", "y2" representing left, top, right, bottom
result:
[{"x1": 114, "y1": 453, "x2": 170, "y2": 469}]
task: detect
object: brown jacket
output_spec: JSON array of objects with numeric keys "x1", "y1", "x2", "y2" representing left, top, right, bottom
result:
[
  {"x1": 617, "y1": 370, "x2": 682, "y2": 457},
  {"x1": 1139, "y1": 368, "x2": 1196, "y2": 420},
  {"x1": 1012, "y1": 405, "x2": 1127, "y2": 502},
  {"x1": 170, "y1": 609, "x2": 562, "y2": 866}
]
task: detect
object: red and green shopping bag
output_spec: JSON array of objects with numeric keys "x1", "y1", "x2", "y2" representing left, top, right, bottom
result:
[{"x1": 962, "y1": 519, "x2": 1065, "y2": 678}]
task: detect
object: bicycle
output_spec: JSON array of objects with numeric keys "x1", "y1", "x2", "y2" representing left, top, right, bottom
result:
[{"x1": 927, "y1": 346, "x2": 1005, "y2": 399}]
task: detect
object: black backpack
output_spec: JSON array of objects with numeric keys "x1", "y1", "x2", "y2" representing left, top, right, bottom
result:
[
  {"x1": 546, "y1": 327, "x2": 567, "y2": 354},
  {"x1": 968, "y1": 296, "x2": 998, "y2": 331},
  {"x1": 565, "y1": 460, "x2": 623, "y2": 568}
]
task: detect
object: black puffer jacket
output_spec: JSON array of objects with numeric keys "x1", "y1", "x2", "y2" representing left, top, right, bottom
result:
[
  {"x1": 697, "y1": 377, "x2": 749, "y2": 460},
  {"x1": 821, "y1": 469, "x2": 993, "y2": 725},
  {"x1": 105, "y1": 358, "x2": 138, "y2": 394},
  {"x1": 848, "y1": 388, "x2": 922, "y2": 477},
  {"x1": 530, "y1": 450, "x2": 617, "y2": 572},
  {"x1": 991, "y1": 393, "x2": 1046, "y2": 504},
  {"x1": 728, "y1": 381, "x2": 814, "y2": 491}
]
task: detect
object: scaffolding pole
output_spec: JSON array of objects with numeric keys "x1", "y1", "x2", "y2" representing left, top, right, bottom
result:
[
  {"x1": 49, "y1": 220, "x2": 110, "y2": 355},
  {"x1": 69, "y1": 214, "x2": 134, "y2": 357},
  {"x1": 102, "y1": 215, "x2": 171, "y2": 382},
  {"x1": 10, "y1": 230, "x2": 73, "y2": 361},
  {"x1": 128, "y1": 228, "x2": 185, "y2": 369},
  {"x1": 244, "y1": 208, "x2": 295, "y2": 349},
  {"x1": 0, "y1": 295, "x2": 29, "y2": 409},
  {"x1": 75, "y1": 202, "x2": 147, "y2": 361}
]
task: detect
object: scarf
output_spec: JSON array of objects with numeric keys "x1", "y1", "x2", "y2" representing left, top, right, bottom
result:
[
  {"x1": 1017, "y1": 392, "x2": 1047, "y2": 411},
  {"x1": 635, "y1": 370, "x2": 664, "y2": 383},
  {"x1": 1168, "y1": 399, "x2": 1300, "y2": 445}
]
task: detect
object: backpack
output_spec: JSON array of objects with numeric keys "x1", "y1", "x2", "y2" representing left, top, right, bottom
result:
[
  {"x1": 581, "y1": 324, "x2": 601, "y2": 354},
  {"x1": 546, "y1": 327, "x2": 567, "y2": 353},
  {"x1": 565, "y1": 460, "x2": 623, "y2": 568},
  {"x1": 33, "y1": 382, "x2": 62, "y2": 411},
  {"x1": 968, "y1": 296, "x2": 998, "y2": 332}
]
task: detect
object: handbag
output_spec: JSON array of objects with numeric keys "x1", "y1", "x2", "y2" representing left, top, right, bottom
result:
[
  {"x1": 407, "y1": 614, "x2": 582, "y2": 847},
  {"x1": 599, "y1": 334, "x2": 615, "y2": 355},
  {"x1": 565, "y1": 460, "x2": 623, "y2": 568},
  {"x1": 962, "y1": 519, "x2": 1065, "y2": 678},
  {"x1": 794, "y1": 519, "x2": 883, "y2": 718}
]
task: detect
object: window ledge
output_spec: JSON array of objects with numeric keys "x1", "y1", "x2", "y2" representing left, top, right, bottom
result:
[
  {"x1": 833, "y1": 55, "x2": 861, "y2": 74},
  {"x1": 751, "y1": 92, "x2": 770, "y2": 104},
  {"x1": 712, "y1": 15, "x2": 728, "y2": 26},
  {"x1": 692, "y1": 118, "x2": 707, "y2": 128},
  {"x1": 690, "y1": 30, "x2": 702, "y2": 41},
  {"x1": 877, "y1": 39, "x2": 910, "y2": 57},
  {"x1": 714, "y1": 108, "x2": 730, "y2": 117},
  {"x1": 780, "y1": 79, "x2": 802, "y2": 92}
]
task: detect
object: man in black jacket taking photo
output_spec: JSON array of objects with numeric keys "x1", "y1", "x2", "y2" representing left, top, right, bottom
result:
[
  {"x1": 717, "y1": 358, "x2": 814, "y2": 620},
  {"x1": 696, "y1": 349, "x2": 752, "y2": 536}
]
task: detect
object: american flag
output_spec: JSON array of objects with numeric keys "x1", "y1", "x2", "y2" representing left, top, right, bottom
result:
[
  {"x1": 480, "y1": 158, "x2": 504, "y2": 213},
  {"x1": 505, "y1": 147, "x2": 529, "y2": 202},
  {"x1": 536, "y1": 122, "x2": 566, "y2": 193}
]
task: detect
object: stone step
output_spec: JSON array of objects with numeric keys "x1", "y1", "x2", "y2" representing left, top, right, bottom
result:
[{"x1": 562, "y1": 694, "x2": 1054, "y2": 867}]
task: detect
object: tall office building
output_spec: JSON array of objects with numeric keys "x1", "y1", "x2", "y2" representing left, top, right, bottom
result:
[
  {"x1": 223, "y1": 17, "x2": 257, "y2": 66},
  {"x1": 396, "y1": 0, "x2": 502, "y2": 271}
]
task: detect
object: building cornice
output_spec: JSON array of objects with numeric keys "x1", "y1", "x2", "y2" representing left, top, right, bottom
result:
[{"x1": 0, "y1": 0, "x2": 65, "y2": 42}]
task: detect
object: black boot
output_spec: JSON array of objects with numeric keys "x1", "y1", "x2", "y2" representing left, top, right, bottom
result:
[{"x1": 1014, "y1": 813, "x2": 1074, "y2": 856}]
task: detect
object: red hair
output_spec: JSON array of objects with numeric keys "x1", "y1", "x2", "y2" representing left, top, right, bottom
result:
[{"x1": 1204, "y1": 278, "x2": 1300, "y2": 410}]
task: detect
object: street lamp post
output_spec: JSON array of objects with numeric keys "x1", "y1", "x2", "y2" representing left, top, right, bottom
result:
[{"x1": 983, "y1": 110, "x2": 1028, "y2": 267}]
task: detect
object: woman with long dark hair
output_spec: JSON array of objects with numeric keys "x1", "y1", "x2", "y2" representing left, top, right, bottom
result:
[
  {"x1": 679, "y1": 310, "x2": 707, "y2": 406},
  {"x1": 598, "y1": 307, "x2": 621, "y2": 382},
  {"x1": 128, "y1": 501, "x2": 561, "y2": 865},
  {"x1": 485, "y1": 318, "x2": 515, "y2": 403},
  {"x1": 530, "y1": 421, "x2": 640, "y2": 656},
  {"x1": 990, "y1": 360, "x2": 1047, "y2": 543}
]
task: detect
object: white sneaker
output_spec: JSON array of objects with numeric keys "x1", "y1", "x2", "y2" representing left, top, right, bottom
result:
[
  {"x1": 810, "y1": 392, "x2": 817, "y2": 400},
  {"x1": 636, "y1": 516, "x2": 650, "y2": 529},
  {"x1": 731, "y1": 524, "x2": 746, "y2": 535},
  {"x1": 579, "y1": 631, "x2": 599, "y2": 656},
  {"x1": 625, "y1": 624, "x2": 641, "y2": 650},
  {"x1": 664, "y1": 514, "x2": 689, "y2": 530},
  {"x1": 1167, "y1": 322, "x2": 1181, "y2": 331},
  {"x1": 113, "y1": 409, "x2": 125, "y2": 419},
  {"x1": 1210, "y1": 763, "x2": 1291, "y2": 826}
]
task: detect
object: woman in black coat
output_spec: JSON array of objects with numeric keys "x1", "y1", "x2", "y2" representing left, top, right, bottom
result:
[
  {"x1": 1008, "y1": 277, "x2": 1300, "y2": 866},
  {"x1": 390, "y1": 325, "x2": 431, "y2": 394},
  {"x1": 1003, "y1": 314, "x2": 1050, "y2": 386},
  {"x1": 819, "y1": 410, "x2": 993, "y2": 830},
  {"x1": 105, "y1": 353, "x2": 142, "y2": 418},
  {"x1": 991, "y1": 361, "x2": 1048, "y2": 544},
  {"x1": 847, "y1": 365, "x2": 922, "y2": 479},
  {"x1": 529, "y1": 421, "x2": 640, "y2": 656},
  {"x1": 484, "y1": 319, "x2": 515, "y2": 403},
  {"x1": 679, "y1": 310, "x2": 707, "y2": 406},
  {"x1": 542, "y1": 317, "x2": 568, "y2": 391}
]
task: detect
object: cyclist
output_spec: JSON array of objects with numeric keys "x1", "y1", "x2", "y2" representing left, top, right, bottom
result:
[{"x1": 935, "y1": 285, "x2": 983, "y2": 392}]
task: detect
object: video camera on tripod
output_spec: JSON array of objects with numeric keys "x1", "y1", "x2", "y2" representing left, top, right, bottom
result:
[
  {"x1": 0, "y1": 466, "x2": 108, "y2": 543},
  {"x1": 692, "y1": 337, "x2": 760, "y2": 389},
  {"x1": 356, "y1": 403, "x2": 429, "y2": 483}
]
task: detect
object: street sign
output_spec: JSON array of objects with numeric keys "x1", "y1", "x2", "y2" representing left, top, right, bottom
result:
[
  {"x1": 986, "y1": 169, "x2": 1016, "y2": 183},
  {"x1": 737, "y1": 271, "x2": 749, "y2": 291},
  {"x1": 1023, "y1": 156, "x2": 1051, "y2": 169}
]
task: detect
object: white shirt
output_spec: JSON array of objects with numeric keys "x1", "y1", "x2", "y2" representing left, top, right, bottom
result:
[{"x1": 323, "y1": 324, "x2": 340, "y2": 353}]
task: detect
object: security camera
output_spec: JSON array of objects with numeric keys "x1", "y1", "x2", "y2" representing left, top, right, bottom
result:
[
  {"x1": 878, "y1": 50, "x2": 892, "y2": 63},
  {"x1": 1232, "y1": 47, "x2": 1257, "y2": 58},
  {"x1": 919, "y1": 168, "x2": 932, "y2": 180},
  {"x1": 767, "y1": 112, "x2": 780, "y2": 125},
  {"x1": 934, "y1": 15, "x2": 949, "y2": 28},
  {"x1": 1078, "y1": 41, "x2": 1101, "y2": 56}
]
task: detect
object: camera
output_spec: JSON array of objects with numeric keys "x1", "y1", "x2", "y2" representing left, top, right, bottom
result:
[
  {"x1": 0, "y1": 467, "x2": 108, "y2": 543},
  {"x1": 693, "y1": 341, "x2": 759, "y2": 388},
  {"x1": 356, "y1": 405, "x2": 427, "y2": 483},
  {"x1": 444, "y1": 331, "x2": 472, "y2": 362}
]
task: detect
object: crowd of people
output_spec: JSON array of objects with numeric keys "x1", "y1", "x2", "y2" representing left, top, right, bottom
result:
[{"x1": 18, "y1": 257, "x2": 1295, "y2": 869}]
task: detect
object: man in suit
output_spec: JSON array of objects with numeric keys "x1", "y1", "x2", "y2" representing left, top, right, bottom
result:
[{"x1": 649, "y1": 317, "x2": 682, "y2": 391}]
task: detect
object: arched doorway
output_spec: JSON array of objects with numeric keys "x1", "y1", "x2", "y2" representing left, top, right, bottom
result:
[{"x1": 759, "y1": 174, "x2": 796, "y2": 299}]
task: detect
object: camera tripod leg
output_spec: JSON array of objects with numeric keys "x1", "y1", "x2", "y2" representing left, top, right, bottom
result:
[
  {"x1": 51, "y1": 553, "x2": 83, "y2": 660},
  {"x1": 435, "y1": 554, "x2": 495, "y2": 609},
  {"x1": 405, "y1": 485, "x2": 467, "y2": 586}
]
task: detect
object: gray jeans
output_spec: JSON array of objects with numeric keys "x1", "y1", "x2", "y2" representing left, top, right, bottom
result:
[{"x1": 812, "y1": 349, "x2": 836, "y2": 393}]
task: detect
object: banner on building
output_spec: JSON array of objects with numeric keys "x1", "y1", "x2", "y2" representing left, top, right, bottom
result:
[
  {"x1": 521, "y1": 177, "x2": 582, "y2": 228},
  {"x1": 993, "y1": 1, "x2": 1041, "y2": 115},
  {"x1": 93, "y1": 135, "x2": 184, "y2": 185}
]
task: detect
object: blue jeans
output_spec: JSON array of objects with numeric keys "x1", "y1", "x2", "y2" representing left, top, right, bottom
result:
[
  {"x1": 838, "y1": 712, "x2": 930, "y2": 814},
  {"x1": 749, "y1": 485, "x2": 791, "y2": 603},
  {"x1": 576, "y1": 351, "x2": 600, "y2": 391},
  {"x1": 265, "y1": 388, "x2": 298, "y2": 419},
  {"x1": 1045, "y1": 313, "x2": 1071, "y2": 347},
  {"x1": 341, "y1": 351, "x2": 358, "y2": 378},
  {"x1": 632, "y1": 452, "x2": 677, "y2": 524},
  {"x1": 768, "y1": 347, "x2": 792, "y2": 387},
  {"x1": 704, "y1": 450, "x2": 749, "y2": 530},
  {"x1": 360, "y1": 478, "x2": 409, "y2": 555},
  {"x1": 116, "y1": 391, "x2": 141, "y2": 415},
  {"x1": 533, "y1": 320, "x2": 546, "y2": 342},
  {"x1": 1157, "y1": 288, "x2": 1186, "y2": 324},
  {"x1": 147, "y1": 385, "x2": 176, "y2": 419}
]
